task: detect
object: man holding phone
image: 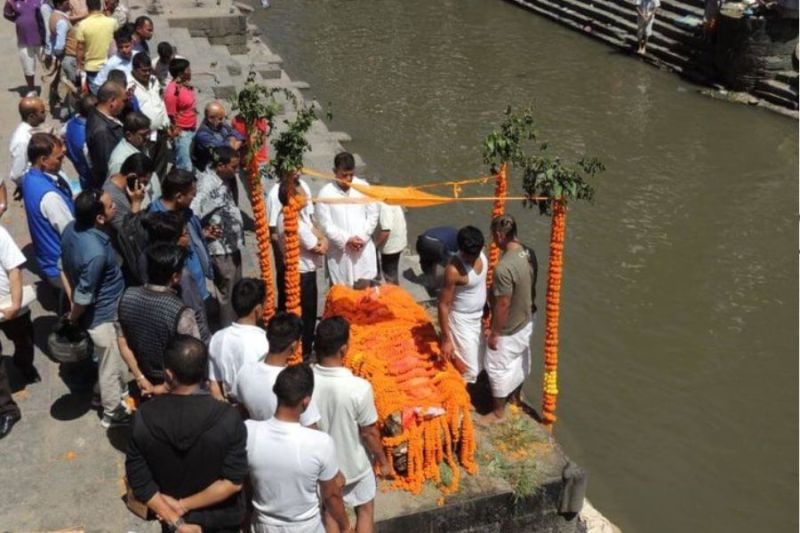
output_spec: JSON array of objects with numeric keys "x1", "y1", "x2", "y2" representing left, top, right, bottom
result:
[
  {"x1": 191, "y1": 146, "x2": 243, "y2": 328},
  {"x1": 102, "y1": 152, "x2": 153, "y2": 234}
]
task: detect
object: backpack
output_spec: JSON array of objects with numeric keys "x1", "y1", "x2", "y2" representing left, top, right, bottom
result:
[{"x1": 115, "y1": 211, "x2": 150, "y2": 286}]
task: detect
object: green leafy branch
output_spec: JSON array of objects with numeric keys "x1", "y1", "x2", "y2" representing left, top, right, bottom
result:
[
  {"x1": 482, "y1": 106, "x2": 605, "y2": 215},
  {"x1": 271, "y1": 103, "x2": 318, "y2": 177}
]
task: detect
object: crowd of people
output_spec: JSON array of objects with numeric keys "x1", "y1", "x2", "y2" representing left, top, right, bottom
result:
[{"x1": 0, "y1": 2, "x2": 540, "y2": 530}]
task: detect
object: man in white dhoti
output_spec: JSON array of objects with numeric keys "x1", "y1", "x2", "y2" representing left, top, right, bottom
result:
[
  {"x1": 438, "y1": 226, "x2": 487, "y2": 384},
  {"x1": 483, "y1": 215, "x2": 538, "y2": 423},
  {"x1": 315, "y1": 152, "x2": 379, "y2": 287}
]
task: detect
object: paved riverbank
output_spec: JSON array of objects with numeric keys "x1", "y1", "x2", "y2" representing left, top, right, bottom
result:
[{"x1": 0, "y1": 0, "x2": 624, "y2": 529}]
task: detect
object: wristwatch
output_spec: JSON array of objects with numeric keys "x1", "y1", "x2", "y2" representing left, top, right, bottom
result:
[{"x1": 167, "y1": 517, "x2": 185, "y2": 532}]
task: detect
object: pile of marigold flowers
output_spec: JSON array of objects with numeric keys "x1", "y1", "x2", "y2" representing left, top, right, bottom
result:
[{"x1": 324, "y1": 284, "x2": 478, "y2": 494}]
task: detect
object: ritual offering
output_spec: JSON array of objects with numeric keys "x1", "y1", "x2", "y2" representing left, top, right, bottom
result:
[{"x1": 324, "y1": 284, "x2": 478, "y2": 494}]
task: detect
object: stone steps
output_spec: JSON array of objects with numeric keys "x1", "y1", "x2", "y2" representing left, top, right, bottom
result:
[{"x1": 753, "y1": 78, "x2": 799, "y2": 109}]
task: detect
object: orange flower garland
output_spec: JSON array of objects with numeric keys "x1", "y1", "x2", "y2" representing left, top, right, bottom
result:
[
  {"x1": 541, "y1": 199, "x2": 565, "y2": 427},
  {"x1": 247, "y1": 158, "x2": 276, "y2": 322},
  {"x1": 324, "y1": 285, "x2": 477, "y2": 495},
  {"x1": 485, "y1": 162, "x2": 508, "y2": 291},
  {"x1": 283, "y1": 181, "x2": 304, "y2": 365}
]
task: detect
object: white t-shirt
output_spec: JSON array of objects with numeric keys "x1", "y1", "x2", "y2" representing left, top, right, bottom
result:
[
  {"x1": 236, "y1": 361, "x2": 321, "y2": 427},
  {"x1": 267, "y1": 178, "x2": 314, "y2": 228},
  {"x1": 246, "y1": 418, "x2": 339, "y2": 529},
  {"x1": 8, "y1": 122, "x2": 33, "y2": 184},
  {"x1": 208, "y1": 322, "x2": 269, "y2": 398},
  {"x1": 276, "y1": 210, "x2": 323, "y2": 274},
  {"x1": 312, "y1": 365, "x2": 378, "y2": 484},
  {"x1": 0, "y1": 226, "x2": 25, "y2": 299},
  {"x1": 378, "y1": 203, "x2": 408, "y2": 255}
]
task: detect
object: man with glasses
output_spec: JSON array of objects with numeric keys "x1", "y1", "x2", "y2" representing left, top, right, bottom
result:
[{"x1": 107, "y1": 111, "x2": 162, "y2": 200}]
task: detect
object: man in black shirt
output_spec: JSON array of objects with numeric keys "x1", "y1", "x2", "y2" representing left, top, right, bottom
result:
[{"x1": 125, "y1": 335, "x2": 247, "y2": 532}]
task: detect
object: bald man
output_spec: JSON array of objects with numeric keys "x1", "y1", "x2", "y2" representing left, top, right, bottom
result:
[
  {"x1": 5, "y1": 97, "x2": 47, "y2": 215},
  {"x1": 86, "y1": 81, "x2": 125, "y2": 187},
  {"x1": 192, "y1": 101, "x2": 243, "y2": 172}
]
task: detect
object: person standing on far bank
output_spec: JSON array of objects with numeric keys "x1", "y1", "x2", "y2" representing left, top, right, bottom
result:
[
  {"x1": 636, "y1": 0, "x2": 659, "y2": 55},
  {"x1": 4, "y1": 0, "x2": 44, "y2": 95},
  {"x1": 482, "y1": 214, "x2": 537, "y2": 423}
]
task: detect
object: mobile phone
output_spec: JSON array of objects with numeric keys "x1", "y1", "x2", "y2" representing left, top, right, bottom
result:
[{"x1": 126, "y1": 174, "x2": 138, "y2": 190}]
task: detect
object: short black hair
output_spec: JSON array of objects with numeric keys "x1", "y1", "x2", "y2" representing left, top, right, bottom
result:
[
  {"x1": 333, "y1": 152, "x2": 355, "y2": 171},
  {"x1": 27, "y1": 132, "x2": 60, "y2": 163},
  {"x1": 122, "y1": 111, "x2": 150, "y2": 134},
  {"x1": 145, "y1": 243, "x2": 187, "y2": 285},
  {"x1": 143, "y1": 211, "x2": 185, "y2": 244},
  {"x1": 74, "y1": 189, "x2": 104, "y2": 228},
  {"x1": 86, "y1": 0, "x2": 101, "y2": 11},
  {"x1": 132, "y1": 52, "x2": 151, "y2": 70},
  {"x1": 77, "y1": 93, "x2": 97, "y2": 117},
  {"x1": 157, "y1": 41, "x2": 174, "y2": 61},
  {"x1": 164, "y1": 335, "x2": 207, "y2": 385},
  {"x1": 267, "y1": 312, "x2": 302, "y2": 353},
  {"x1": 113, "y1": 25, "x2": 133, "y2": 45},
  {"x1": 278, "y1": 179, "x2": 301, "y2": 207},
  {"x1": 457, "y1": 226, "x2": 484, "y2": 257},
  {"x1": 211, "y1": 145, "x2": 237, "y2": 168},
  {"x1": 161, "y1": 168, "x2": 196, "y2": 200},
  {"x1": 107, "y1": 70, "x2": 127, "y2": 87},
  {"x1": 134, "y1": 15, "x2": 152, "y2": 29},
  {"x1": 314, "y1": 316, "x2": 350, "y2": 359},
  {"x1": 120, "y1": 152, "x2": 154, "y2": 177},
  {"x1": 232, "y1": 278, "x2": 266, "y2": 318},
  {"x1": 168, "y1": 58, "x2": 190, "y2": 79},
  {"x1": 273, "y1": 364, "x2": 314, "y2": 408},
  {"x1": 491, "y1": 214, "x2": 517, "y2": 240},
  {"x1": 96, "y1": 81, "x2": 123, "y2": 103}
]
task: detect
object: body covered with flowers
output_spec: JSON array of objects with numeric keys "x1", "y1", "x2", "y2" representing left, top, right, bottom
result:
[{"x1": 323, "y1": 284, "x2": 478, "y2": 495}]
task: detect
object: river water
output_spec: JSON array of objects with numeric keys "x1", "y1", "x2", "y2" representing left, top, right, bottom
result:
[{"x1": 253, "y1": 1, "x2": 798, "y2": 531}]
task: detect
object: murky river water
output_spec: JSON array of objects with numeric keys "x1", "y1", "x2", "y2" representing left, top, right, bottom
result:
[{"x1": 253, "y1": 1, "x2": 798, "y2": 531}]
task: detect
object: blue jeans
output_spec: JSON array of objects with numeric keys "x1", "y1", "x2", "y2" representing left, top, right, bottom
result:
[{"x1": 173, "y1": 130, "x2": 194, "y2": 171}]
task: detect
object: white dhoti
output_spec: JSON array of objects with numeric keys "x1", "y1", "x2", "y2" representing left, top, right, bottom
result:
[
  {"x1": 484, "y1": 319, "x2": 534, "y2": 398},
  {"x1": 448, "y1": 309, "x2": 483, "y2": 383}
]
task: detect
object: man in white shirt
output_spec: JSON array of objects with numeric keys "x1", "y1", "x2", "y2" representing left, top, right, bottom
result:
[
  {"x1": 375, "y1": 203, "x2": 407, "y2": 285},
  {"x1": 266, "y1": 171, "x2": 314, "y2": 310},
  {"x1": 7, "y1": 96, "x2": 47, "y2": 213},
  {"x1": 315, "y1": 152, "x2": 379, "y2": 288},
  {"x1": 236, "y1": 312, "x2": 320, "y2": 426},
  {"x1": 208, "y1": 278, "x2": 269, "y2": 402},
  {"x1": 313, "y1": 316, "x2": 391, "y2": 532},
  {"x1": 130, "y1": 52, "x2": 171, "y2": 178},
  {"x1": 245, "y1": 364, "x2": 351, "y2": 533},
  {"x1": 276, "y1": 181, "x2": 327, "y2": 359},
  {"x1": 0, "y1": 226, "x2": 36, "y2": 439}
]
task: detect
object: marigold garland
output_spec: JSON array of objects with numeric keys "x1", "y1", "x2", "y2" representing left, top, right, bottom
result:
[
  {"x1": 324, "y1": 285, "x2": 478, "y2": 495},
  {"x1": 541, "y1": 199, "x2": 565, "y2": 427},
  {"x1": 283, "y1": 182, "x2": 304, "y2": 365},
  {"x1": 247, "y1": 158, "x2": 276, "y2": 322},
  {"x1": 485, "y1": 162, "x2": 508, "y2": 291}
]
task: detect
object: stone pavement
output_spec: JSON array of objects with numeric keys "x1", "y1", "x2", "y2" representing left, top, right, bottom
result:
[{"x1": 0, "y1": 0, "x2": 429, "y2": 530}]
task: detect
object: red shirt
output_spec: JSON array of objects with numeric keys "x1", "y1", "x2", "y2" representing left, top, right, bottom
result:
[
  {"x1": 232, "y1": 115, "x2": 269, "y2": 167},
  {"x1": 163, "y1": 81, "x2": 197, "y2": 130}
]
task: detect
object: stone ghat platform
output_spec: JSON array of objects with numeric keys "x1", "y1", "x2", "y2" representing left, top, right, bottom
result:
[{"x1": 373, "y1": 408, "x2": 584, "y2": 533}]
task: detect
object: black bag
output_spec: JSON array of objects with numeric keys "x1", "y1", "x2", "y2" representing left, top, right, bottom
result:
[
  {"x1": 116, "y1": 211, "x2": 150, "y2": 286},
  {"x1": 47, "y1": 317, "x2": 93, "y2": 364}
]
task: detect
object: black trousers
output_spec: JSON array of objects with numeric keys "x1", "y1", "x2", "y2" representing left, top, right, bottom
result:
[
  {"x1": 151, "y1": 130, "x2": 171, "y2": 181},
  {"x1": 0, "y1": 313, "x2": 34, "y2": 418},
  {"x1": 381, "y1": 252, "x2": 401, "y2": 285},
  {"x1": 300, "y1": 271, "x2": 317, "y2": 360}
]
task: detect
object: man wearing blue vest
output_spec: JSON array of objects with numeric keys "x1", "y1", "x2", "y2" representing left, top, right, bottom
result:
[{"x1": 21, "y1": 133, "x2": 75, "y2": 302}]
